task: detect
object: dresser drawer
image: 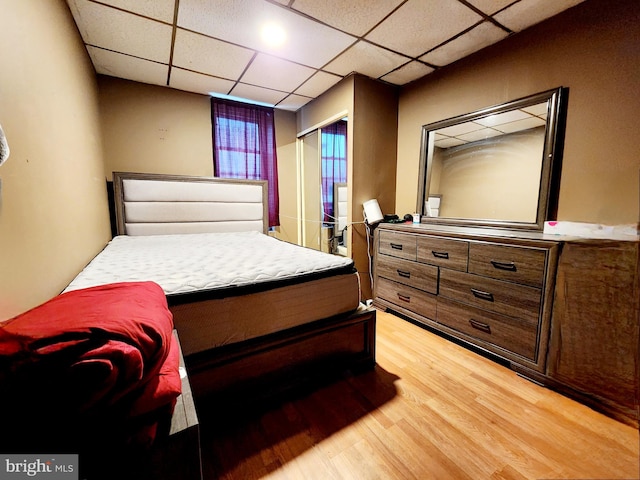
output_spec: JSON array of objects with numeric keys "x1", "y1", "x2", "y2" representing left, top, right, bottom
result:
[
  {"x1": 377, "y1": 254, "x2": 438, "y2": 294},
  {"x1": 437, "y1": 297, "x2": 538, "y2": 360},
  {"x1": 376, "y1": 277, "x2": 437, "y2": 319},
  {"x1": 468, "y1": 243, "x2": 547, "y2": 288},
  {"x1": 439, "y1": 269, "x2": 541, "y2": 323},
  {"x1": 379, "y1": 231, "x2": 417, "y2": 261},
  {"x1": 417, "y1": 236, "x2": 468, "y2": 271}
]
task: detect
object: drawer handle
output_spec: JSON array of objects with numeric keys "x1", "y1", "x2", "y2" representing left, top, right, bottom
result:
[
  {"x1": 432, "y1": 250, "x2": 449, "y2": 259},
  {"x1": 397, "y1": 293, "x2": 411, "y2": 303},
  {"x1": 397, "y1": 269, "x2": 411, "y2": 279},
  {"x1": 470, "y1": 288, "x2": 494, "y2": 302},
  {"x1": 469, "y1": 319, "x2": 491, "y2": 334},
  {"x1": 390, "y1": 243, "x2": 403, "y2": 250},
  {"x1": 490, "y1": 260, "x2": 517, "y2": 271}
]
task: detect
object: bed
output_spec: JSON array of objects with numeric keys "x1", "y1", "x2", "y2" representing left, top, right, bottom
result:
[{"x1": 65, "y1": 172, "x2": 376, "y2": 400}]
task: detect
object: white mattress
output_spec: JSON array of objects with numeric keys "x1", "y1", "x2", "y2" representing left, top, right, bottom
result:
[{"x1": 64, "y1": 231, "x2": 355, "y2": 297}]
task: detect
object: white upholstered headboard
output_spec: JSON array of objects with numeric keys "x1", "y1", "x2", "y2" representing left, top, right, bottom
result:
[
  {"x1": 113, "y1": 172, "x2": 269, "y2": 235},
  {"x1": 334, "y1": 182, "x2": 348, "y2": 233}
]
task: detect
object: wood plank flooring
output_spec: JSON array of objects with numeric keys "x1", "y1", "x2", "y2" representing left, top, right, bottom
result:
[{"x1": 196, "y1": 309, "x2": 639, "y2": 480}]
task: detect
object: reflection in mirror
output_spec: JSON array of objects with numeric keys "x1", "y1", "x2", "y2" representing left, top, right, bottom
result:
[
  {"x1": 333, "y1": 182, "x2": 348, "y2": 256},
  {"x1": 418, "y1": 87, "x2": 567, "y2": 231}
]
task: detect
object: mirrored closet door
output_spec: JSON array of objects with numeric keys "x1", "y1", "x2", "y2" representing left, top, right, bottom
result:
[{"x1": 297, "y1": 117, "x2": 348, "y2": 255}]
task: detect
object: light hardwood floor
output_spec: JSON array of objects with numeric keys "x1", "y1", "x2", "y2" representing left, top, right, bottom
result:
[{"x1": 198, "y1": 309, "x2": 639, "y2": 480}]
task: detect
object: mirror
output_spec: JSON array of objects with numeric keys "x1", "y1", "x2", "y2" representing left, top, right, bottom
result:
[
  {"x1": 417, "y1": 87, "x2": 567, "y2": 231},
  {"x1": 299, "y1": 117, "x2": 348, "y2": 254}
]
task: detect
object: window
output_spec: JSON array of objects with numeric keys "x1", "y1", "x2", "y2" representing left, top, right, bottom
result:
[
  {"x1": 321, "y1": 120, "x2": 347, "y2": 224},
  {"x1": 211, "y1": 98, "x2": 279, "y2": 226}
]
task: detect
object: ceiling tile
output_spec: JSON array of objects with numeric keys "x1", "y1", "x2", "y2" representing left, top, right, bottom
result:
[
  {"x1": 464, "y1": 0, "x2": 514, "y2": 16},
  {"x1": 294, "y1": 71, "x2": 343, "y2": 98},
  {"x1": 475, "y1": 109, "x2": 530, "y2": 127},
  {"x1": 437, "y1": 121, "x2": 484, "y2": 136},
  {"x1": 67, "y1": 0, "x2": 173, "y2": 62},
  {"x1": 290, "y1": 0, "x2": 405, "y2": 36},
  {"x1": 68, "y1": 0, "x2": 590, "y2": 109},
  {"x1": 172, "y1": 29, "x2": 255, "y2": 79},
  {"x1": 87, "y1": 46, "x2": 168, "y2": 86},
  {"x1": 93, "y1": 0, "x2": 176, "y2": 23},
  {"x1": 522, "y1": 103, "x2": 549, "y2": 116},
  {"x1": 177, "y1": 0, "x2": 356, "y2": 68},
  {"x1": 494, "y1": 117, "x2": 546, "y2": 133},
  {"x1": 365, "y1": 0, "x2": 483, "y2": 57},
  {"x1": 230, "y1": 83, "x2": 289, "y2": 106},
  {"x1": 420, "y1": 21, "x2": 508, "y2": 67},
  {"x1": 493, "y1": 0, "x2": 587, "y2": 32},
  {"x1": 435, "y1": 137, "x2": 465, "y2": 148},
  {"x1": 457, "y1": 127, "x2": 505, "y2": 142},
  {"x1": 380, "y1": 61, "x2": 434, "y2": 85},
  {"x1": 276, "y1": 94, "x2": 313, "y2": 111},
  {"x1": 169, "y1": 68, "x2": 236, "y2": 96},
  {"x1": 324, "y1": 41, "x2": 409, "y2": 78},
  {"x1": 242, "y1": 54, "x2": 316, "y2": 92}
]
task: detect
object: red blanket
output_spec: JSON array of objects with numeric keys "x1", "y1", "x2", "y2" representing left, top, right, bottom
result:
[{"x1": 0, "y1": 281, "x2": 182, "y2": 450}]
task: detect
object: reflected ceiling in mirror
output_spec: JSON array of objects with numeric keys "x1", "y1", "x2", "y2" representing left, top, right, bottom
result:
[{"x1": 417, "y1": 87, "x2": 567, "y2": 231}]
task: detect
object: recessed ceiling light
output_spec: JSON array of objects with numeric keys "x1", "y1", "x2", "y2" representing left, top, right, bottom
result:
[{"x1": 261, "y1": 23, "x2": 286, "y2": 47}]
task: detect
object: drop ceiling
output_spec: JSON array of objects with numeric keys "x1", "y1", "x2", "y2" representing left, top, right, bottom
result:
[{"x1": 66, "y1": 0, "x2": 586, "y2": 111}]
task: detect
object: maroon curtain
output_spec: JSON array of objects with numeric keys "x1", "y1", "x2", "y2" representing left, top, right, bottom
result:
[
  {"x1": 211, "y1": 98, "x2": 279, "y2": 227},
  {"x1": 321, "y1": 120, "x2": 347, "y2": 223}
]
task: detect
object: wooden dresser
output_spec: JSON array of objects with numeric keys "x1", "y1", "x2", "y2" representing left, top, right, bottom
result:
[
  {"x1": 374, "y1": 224, "x2": 559, "y2": 374},
  {"x1": 373, "y1": 223, "x2": 639, "y2": 426}
]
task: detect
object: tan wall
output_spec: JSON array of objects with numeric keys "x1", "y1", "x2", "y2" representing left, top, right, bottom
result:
[
  {"x1": 352, "y1": 75, "x2": 398, "y2": 218},
  {"x1": 352, "y1": 75, "x2": 398, "y2": 299},
  {"x1": 98, "y1": 76, "x2": 214, "y2": 179},
  {"x1": 397, "y1": 0, "x2": 640, "y2": 226},
  {"x1": 272, "y1": 109, "x2": 298, "y2": 243},
  {"x1": 0, "y1": 0, "x2": 111, "y2": 320},
  {"x1": 98, "y1": 77, "x2": 298, "y2": 240}
]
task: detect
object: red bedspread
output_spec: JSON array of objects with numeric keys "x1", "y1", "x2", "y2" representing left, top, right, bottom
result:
[{"x1": 0, "y1": 281, "x2": 182, "y2": 451}]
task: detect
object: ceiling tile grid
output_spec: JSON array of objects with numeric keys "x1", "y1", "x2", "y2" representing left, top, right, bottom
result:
[
  {"x1": 288, "y1": 0, "x2": 406, "y2": 37},
  {"x1": 66, "y1": 0, "x2": 587, "y2": 111},
  {"x1": 420, "y1": 21, "x2": 509, "y2": 67},
  {"x1": 493, "y1": 0, "x2": 588, "y2": 32},
  {"x1": 381, "y1": 60, "x2": 435, "y2": 85},
  {"x1": 68, "y1": 0, "x2": 173, "y2": 63},
  {"x1": 172, "y1": 29, "x2": 255, "y2": 79},
  {"x1": 241, "y1": 53, "x2": 317, "y2": 92},
  {"x1": 364, "y1": 0, "x2": 484, "y2": 57},
  {"x1": 92, "y1": 0, "x2": 176, "y2": 23},
  {"x1": 87, "y1": 46, "x2": 169, "y2": 87},
  {"x1": 323, "y1": 40, "x2": 411, "y2": 78},
  {"x1": 294, "y1": 71, "x2": 343, "y2": 98},
  {"x1": 230, "y1": 82, "x2": 290, "y2": 106},
  {"x1": 169, "y1": 68, "x2": 237, "y2": 96}
]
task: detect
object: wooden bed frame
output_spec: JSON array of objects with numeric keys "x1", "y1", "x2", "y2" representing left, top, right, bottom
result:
[{"x1": 111, "y1": 172, "x2": 376, "y2": 401}]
